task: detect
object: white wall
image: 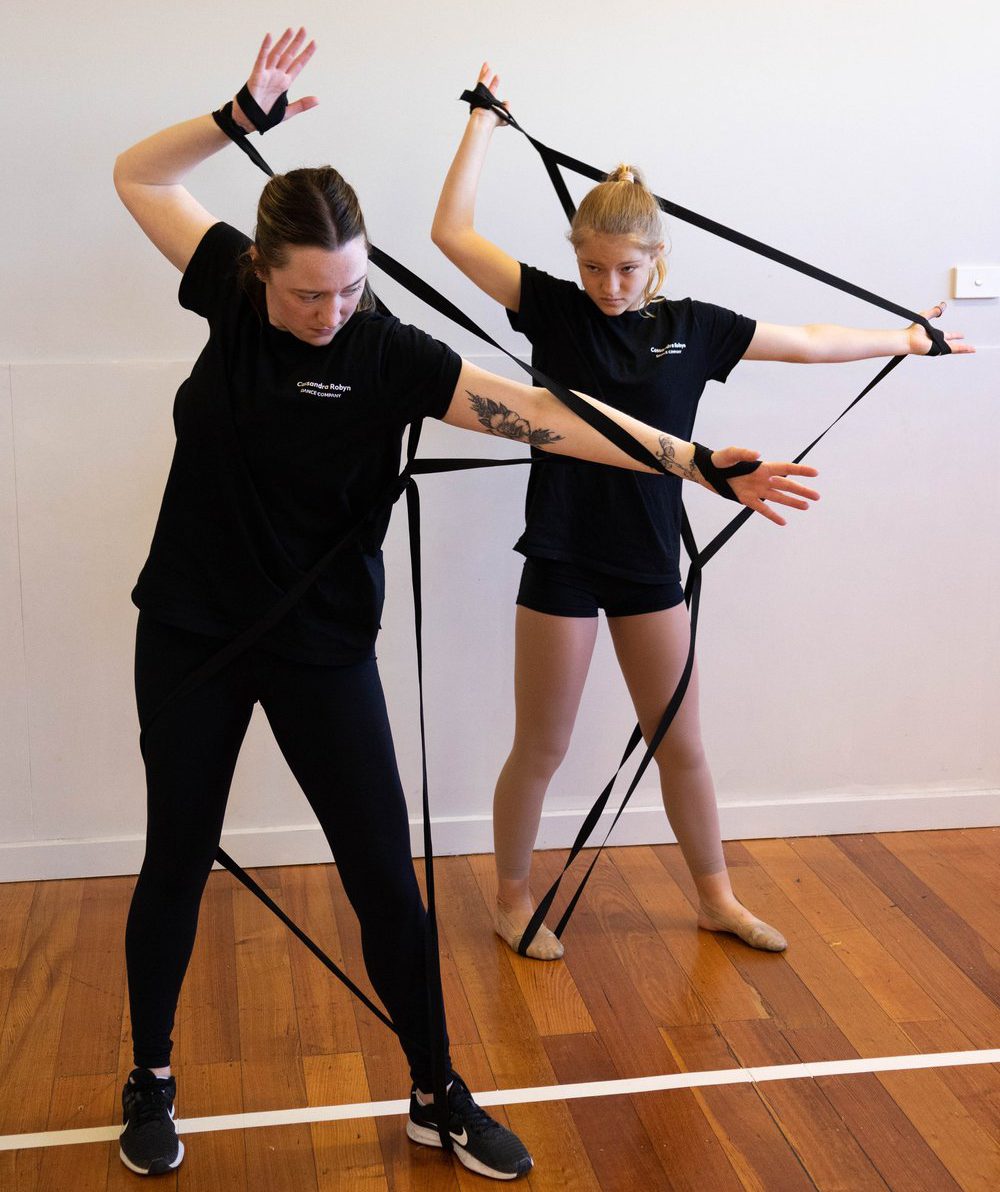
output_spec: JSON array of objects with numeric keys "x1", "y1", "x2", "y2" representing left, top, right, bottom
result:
[{"x1": 2, "y1": 0, "x2": 998, "y2": 880}]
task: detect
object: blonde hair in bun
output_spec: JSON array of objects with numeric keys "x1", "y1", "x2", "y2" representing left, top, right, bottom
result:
[{"x1": 569, "y1": 162, "x2": 667, "y2": 308}]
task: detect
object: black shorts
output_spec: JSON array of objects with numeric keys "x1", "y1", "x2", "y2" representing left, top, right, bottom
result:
[{"x1": 515, "y1": 556, "x2": 684, "y2": 618}]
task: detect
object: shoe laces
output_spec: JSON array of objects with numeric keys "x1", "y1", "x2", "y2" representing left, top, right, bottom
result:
[
  {"x1": 126, "y1": 1079, "x2": 173, "y2": 1128},
  {"x1": 447, "y1": 1081, "x2": 503, "y2": 1137}
]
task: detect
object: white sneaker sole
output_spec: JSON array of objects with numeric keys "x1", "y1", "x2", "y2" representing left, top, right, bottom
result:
[{"x1": 406, "y1": 1119, "x2": 531, "y2": 1181}]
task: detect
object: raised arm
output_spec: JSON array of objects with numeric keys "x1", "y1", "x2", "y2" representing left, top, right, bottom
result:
[
  {"x1": 744, "y1": 302, "x2": 973, "y2": 362},
  {"x1": 113, "y1": 28, "x2": 318, "y2": 272},
  {"x1": 442, "y1": 362, "x2": 820, "y2": 526},
  {"x1": 431, "y1": 63, "x2": 523, "y2": 311}
]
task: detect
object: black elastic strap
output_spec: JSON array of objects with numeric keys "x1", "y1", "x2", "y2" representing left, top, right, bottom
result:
[
  {"x1": 459, "y1": 83, "x2": 513, "y2": 125},
  {"x1": 193, "y1": 99, "x2": 945, "y2": 996},
  {"x1": 485, "y1": 101, "x2": 947, "y2": 951},
  {"x1": 211, "y1": 102, "x2": 277, "y2": 178},
  {"x1": 692, "y1": 442, "x2": 760, "y2": 501},
  {"x1": 235, "y1": 83, "x2": 287, "y2": 133}
]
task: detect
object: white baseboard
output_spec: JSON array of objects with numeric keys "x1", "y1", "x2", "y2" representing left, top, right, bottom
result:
[{"x1": 1, "y1": 788, "x2": 996, "y2": 883}]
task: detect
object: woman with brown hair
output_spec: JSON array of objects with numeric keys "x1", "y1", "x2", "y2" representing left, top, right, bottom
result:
[{"x1": 113, "y1": 31, "x2": 819, "y2": 1179}]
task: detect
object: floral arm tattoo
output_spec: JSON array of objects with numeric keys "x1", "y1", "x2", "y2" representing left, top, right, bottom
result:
[
  {"x1": 657, "y1": 433, "x2": 696, "y2": 479},
  {"x1": 466, "y1": 392, "x2": 565, "y2": 446}
]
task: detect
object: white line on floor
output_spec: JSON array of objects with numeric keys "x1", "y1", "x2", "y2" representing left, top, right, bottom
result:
[{"x1": 2, "y1": 1048, "x2": 997, "y2": 1152}]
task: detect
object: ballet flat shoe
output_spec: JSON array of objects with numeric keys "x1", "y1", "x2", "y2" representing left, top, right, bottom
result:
[
  {"x1": 494, "y1": 903, "x2": 564, "y2": 961},
  {"x1": 697, "y1": 907, "x2": 788, "y2": 952}
]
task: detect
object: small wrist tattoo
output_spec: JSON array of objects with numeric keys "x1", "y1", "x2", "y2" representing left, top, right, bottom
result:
[{"x1": 656, "y1": 434, "x2": 695, "y2": 479}]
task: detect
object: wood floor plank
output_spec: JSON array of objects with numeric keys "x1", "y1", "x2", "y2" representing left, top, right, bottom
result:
[
  {"x1": 662, "y1": 1023, "x2": 818, "y2": 1191},
  {"x1": 876, "y1": 1068, "x2": 1000, "y2": 1191},
  {"x1": 833, "y1": 835, "x2": 1000, "y2": 1005},
  {"x1": 746, "y1": 839, "x2": 946, "y2": 1024},
  {"x1": 57, "y1": 877, "x2": 130, "y2": 1079},
  {"x1": 781, "y1": 1024, "x2": 968, "y2": 1192},
  {"x1": 35, "y1": 1073, "x2": 114, "y2": 1192},
  {"x1": 465, "y1": 853, "x2": 595, "y2": 1039},
  {"x1": 720, "y1": 1019, "x2": 891, "y2": 1192},
  {"x1": 303, "y1": 1052, "x2": 388, "y2": 1192},
  {"x1": 789, "y1": 837, "x2": 1000, "y2": 1048},
  {"x1": 542, "y1": 1032, "x2": 673, "y2": 1191},
  {"x1": 173, "y1": 869, "x2": 241, "y2": 1065},
  {"x1": 531, "y1": 852, "x2": 683, "y2": 1081},
  {"x1": 900, "y1": 1020, "x2": 1000, "y2": 1146},
  {"x1": 878, "y1": 831, "x2": 1000, "y2": 946},
  {"x1": 280, "y1": 865, "x2": 362, "y2": 1059},
  {"x1": 571, "y1": 851, "x2": 713, "y2": 1029},
  {"x1": 0, "y1": 881, "x2": 35, "y2": 1041},
  {"x1": 174, "y1": 1059, "x2": 247, "y2": 1190},
  {"x1": 412, "y1": 859, "x2": 484, "y2": 1050},
  {"x1": 233, "y1": 872, "x2": 318, "y2": 1192},
  {"x1": 0, "y1": 879, "x2": 83, "y2": 1133},
  {"x1": 610, "y1": 846, "x2": 769, "y2": 1024},
  {"x1": 709, "y1": 858, "x2": 926, "y2": 1059},
  {"x1": 654, "y1": 843, "x2": 834, "y2": 1032},
  {"x1": 527, "y1": 856, "x2": 744, "y2": 1189}
]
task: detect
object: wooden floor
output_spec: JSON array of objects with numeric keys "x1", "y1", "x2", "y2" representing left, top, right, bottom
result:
[{"x1": 0, "y1": 828, "x2": 998, "y2": 1191}]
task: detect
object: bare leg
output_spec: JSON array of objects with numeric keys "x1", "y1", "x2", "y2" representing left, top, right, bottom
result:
[
  {"x1": 493, "y1": 606, "x2": 599, "y2": 958},
  {"x1": 608, "y1": 605, "x2": 786, "y2": 951}
]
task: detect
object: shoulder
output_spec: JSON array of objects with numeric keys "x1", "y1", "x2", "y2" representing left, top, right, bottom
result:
[
  {"x1": 509, "y1": 263, "x2": 585, "y2": 334},
  {"x1": 179, "y1": 223, "x2": 254, "y2": 317}
]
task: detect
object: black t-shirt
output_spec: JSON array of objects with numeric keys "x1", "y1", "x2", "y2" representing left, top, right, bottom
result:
[
  {"x1": 507, "y1": 264, "x2": 755, "y2": 582},
  {"x1": 132, "y1": 222, "x2": 461, "y2": 663}
]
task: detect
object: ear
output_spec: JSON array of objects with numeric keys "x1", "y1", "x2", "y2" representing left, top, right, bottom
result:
[{"x1": 250, "y1": 244, "x2": 268, "y2": 282}]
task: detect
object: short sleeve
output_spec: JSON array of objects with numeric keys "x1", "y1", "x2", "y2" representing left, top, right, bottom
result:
[
  {"x1": 178, "y1": 222, "x2": 253, "y2": 323},
  {"x1": 506, "y1": 264, "x2": 579, "y2": 340},
  {"x1": 691, "y1": 301, "x2": 756, "y2": 383},
  {"x1": 380, "y1": 320, "x2": 463, "y2": 422}
]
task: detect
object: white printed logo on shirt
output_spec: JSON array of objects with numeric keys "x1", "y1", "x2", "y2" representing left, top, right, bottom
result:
[
  {"x1": 296, "y1": 380, "x2": 353, "y2": 396},
  {"x1": 650, "y1": 342, "x2": 686, "y2": 358}
]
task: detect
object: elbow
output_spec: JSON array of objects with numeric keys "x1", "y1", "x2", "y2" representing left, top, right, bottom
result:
[
  {"x1": 113, "y1": 152, "x2": 133, "y2": 200},
  {"x1": 430, "y1": 217, "x2": 458, "y2": 260}
]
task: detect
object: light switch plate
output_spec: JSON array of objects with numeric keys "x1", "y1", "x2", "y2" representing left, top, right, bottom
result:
[{"x1": 952, "y1": 266, "x2": 1000, "y2": 299}]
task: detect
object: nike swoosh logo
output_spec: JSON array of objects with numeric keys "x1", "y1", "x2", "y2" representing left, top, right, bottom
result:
[{"x1": 450, "y1": 1128, "x2": 468, "y2": 1146}]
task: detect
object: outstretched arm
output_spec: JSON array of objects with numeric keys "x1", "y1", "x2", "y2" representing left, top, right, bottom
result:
[
  {"x1": 113, "y1": 27, "x2": 318, "y2": 272},
  {"x1": 431, "y1": 63, "x2": 523, "y2": 311},
  {"x1": 442, "y1": 362, "x2": 820, "y2": 526},
  {"x1": 744, "y1": 301, "x2": 973, "y2": 362}
]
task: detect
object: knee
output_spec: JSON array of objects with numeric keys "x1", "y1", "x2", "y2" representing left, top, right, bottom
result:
[
  {"x1": 505, "y1": 736, "x2": 570, "y2": 784},
  {"x1": 656, "y1": 732, "x2": 708, "y2": 774}
]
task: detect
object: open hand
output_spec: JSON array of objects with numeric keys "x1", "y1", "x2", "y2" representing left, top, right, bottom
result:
[
  {"x1": 235, "y1": 27, "x2": 319, "y2": 129},
  {"x1": 712, "y1": 446, "x2": 820, "y2": 527},
  {"x1": 908, "y1": 301, "x2": 975, "y2": 356}
]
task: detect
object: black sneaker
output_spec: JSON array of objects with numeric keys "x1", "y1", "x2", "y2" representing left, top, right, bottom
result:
[
  {"x1": 406, "y1": 1074, "x2": 533, "y2": 1180},
  {"x1": 119, "y1": 1068, "x2": 184, "y2": 1176}
]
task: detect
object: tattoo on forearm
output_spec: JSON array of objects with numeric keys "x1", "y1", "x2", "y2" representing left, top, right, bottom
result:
[
  {"x1": 657, "y1": 434, "x2": 696, "y2": 479},
  {"x1": 467, "y1": 392, "x2": 565, "y2": 446}
]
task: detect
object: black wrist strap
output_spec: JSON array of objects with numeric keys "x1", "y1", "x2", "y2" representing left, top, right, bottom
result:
[
  {"x1": 692, "y1": 443, "x2": 760, "y2": 501},
  {"x1": 212, "y1": 101, "x2": 277, "y2": 177},
  {"x1": 235, "y1": 83, "x2": 287, "y2": 133},
  {"x1": 459, "y1": 81, "x2": 513, "y2": 125}
]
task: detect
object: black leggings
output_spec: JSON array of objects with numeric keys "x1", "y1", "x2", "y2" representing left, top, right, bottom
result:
[{"x1": 126, "y1": 614, "x2": 449, "y2": 1087}]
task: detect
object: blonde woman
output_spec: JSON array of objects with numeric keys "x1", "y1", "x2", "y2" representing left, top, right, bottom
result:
[{"x1": 433, "y1": 64, "x2": 968, "y2": 962}]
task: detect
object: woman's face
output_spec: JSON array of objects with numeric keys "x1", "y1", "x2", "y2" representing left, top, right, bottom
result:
[
  {"x1": 257, "y1": 237, "x2": 369, "y2": 345},
  {"x1": 574, "y1": 232, "x2": 662, "y2": 315}
]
